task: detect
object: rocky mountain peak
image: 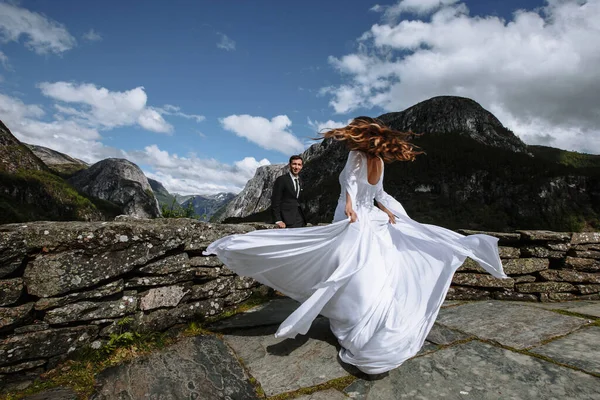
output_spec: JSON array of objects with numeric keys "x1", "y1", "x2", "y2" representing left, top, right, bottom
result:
[
  {"x1": 212, "y1": 164, "x2": 288, "y2": 222},
  {"x1": 0, "y1": 120, "x2": 48, "y2": 173},
  {"x1": 378, "y1": 96, "x2": 528, "y2": 153},
  {"x1": 25, "y1": 143, "x2": 89, "y2": 176},
  {"x1": 68, "y1": 158, "x2": 161, "y2": 219}
]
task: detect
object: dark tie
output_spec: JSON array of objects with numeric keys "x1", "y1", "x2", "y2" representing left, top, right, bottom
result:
[{"x1": 294, "y1": 178, "x2": 299, "y2": 198}]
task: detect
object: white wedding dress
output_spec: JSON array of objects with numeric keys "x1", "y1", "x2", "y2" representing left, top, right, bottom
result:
[{"x1": 204, "y1": 150, "x2": 507, "y2": 374}]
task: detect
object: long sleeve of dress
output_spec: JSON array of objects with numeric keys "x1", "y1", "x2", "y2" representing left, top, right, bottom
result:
[
  {"x1": 374, "y1": 182, "x2": 409, "y2": 217},
  {"x1": 342, "y1": 150, "x2": 362, "y2": 206}
]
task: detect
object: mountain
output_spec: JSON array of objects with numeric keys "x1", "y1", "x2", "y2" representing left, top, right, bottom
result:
[
  {"x1": 182, "y1": 193, "x2": 236, "y2": 221},
  {"x1": 378, "y1": 96, "x2": 528, "y2": 153},
  {"x1": 68, "y1": 159, "x2": 161, "y2": 219},
  {"x1": 25, "y1": 144, "x2": 89, "y2": 177},
  {"x1": 148, "y1": 178, "x2": 180, "y2": 212},
  {"x1": 212, "y1": 164, "x2": 288, "y2": 223},
  {"x1": 0, "y1": 121, "x2": 47, "y2": 174},
  {"x1": 0, "y1": 121, "x2": 111, "y2": 223},
  {"x1": 172, "y1": 194, "x2": 196, "y2": 205},
  {"x1": 220, "y1": 96, "x2": 600, "y2": 232}
]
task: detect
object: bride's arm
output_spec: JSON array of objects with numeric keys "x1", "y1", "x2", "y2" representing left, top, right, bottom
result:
[
  {"x1": 375, "y1": 200, "x2": 396, "y2": 224},
  {"x1": 374, "y1": 182, "x2": 409, "y2": 218}
]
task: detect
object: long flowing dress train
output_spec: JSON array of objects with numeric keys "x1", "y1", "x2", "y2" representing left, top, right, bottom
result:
[{"x1": 204, "y1": 150, "x2": 507, "y2": 374}]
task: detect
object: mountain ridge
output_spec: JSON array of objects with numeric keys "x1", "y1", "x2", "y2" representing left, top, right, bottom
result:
[{"x1": 217, "y1": 96, "x2": 600, "y2": 231}]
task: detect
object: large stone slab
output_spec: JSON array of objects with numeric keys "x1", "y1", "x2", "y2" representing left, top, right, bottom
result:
[
  {"x1": 426, "y1": 323, "x2": 472, "y2": 346},
  {"x1": 531, "y1": 326, "x2": 600, "y2": 375},
  {"x1": 436, "y1": 301, "x2": 589, "y2": 349},
  {"x1": 452, "y1": 273, "x2": 514, "y2": 288},
  {"x1": 446, "y1": 286, "x2": 491, "y2": 300},
  {"x1": 22, "y1": 387, "x2": 78, "y2": 400},
  {"x1": 91, "y1": 335, "x2": 257, "y2": 400},
  {"x1": 44, "y1": 295, "x2": 137, "y2": 324},
  {"x1": 516, "y1": 281, "x2": 576, "y2": 293},
  {"x1": 223, "y1": 317, "x2": 354, "y2": 397},
  {"x1": 133, "y1": 298, "x2": 225, "y2": 333},
  {"x1": 456, "y1": 230, "x2": 521, "y2": 244},
  {"x1": 139, "y1": 284, "x2": 190, "y2": 311},
  {"x1": 539, "y1": 270, "x2": 600, "y2": 284},
  {"x1": 210, "y1": 297, "x2": 300, "y2": 331},
  {"x1": 499, "y1": 246, "x2": 520, "y2": 259},
  {"x1": 520, "y1": 246, "x2": 565, "y2": 259},
  {"x1": 189, "y1": 277, "x2": 236, "y2": 300},
  {"x1": 520, "y1": 300, "x2": 600, "y2": 318},
  {"x1": 344, "y1": 341, "x2": 600, "y2": 399},
  {"x1": 0, "y1": 303, "x2": 34, "y2": 332},
  {"x1": 137, "y1": 253, "x2": 190, "y2": 274},
  {"x1": 572, "y1": 232, "x2": 600, "y2": 245},
  {"x1": 518, "y1": 230, "x2": 571, "y2": 241},
  {"x1": 566, "y1": 257, "x2": 600, "y2": 272},
  {"x1": 0, "y1": 278, "x2": 23, "y2": 306},
  {"x1": 34, "y1": 279, "x2": 124, "y2": 311},
  {"x1": 296, "y1": 389, "x2": 347, "y2": 400},
  {"x1": 0, "y1": 326, "x2": 98, "y2": 367},
  {"x1": 502, "y1": 258, "x2": 549, "y2": 275},
  {"x1": 24, "y1": 245, "x2": 167, "y2": 298},
  {"x1": 0, "y1": 230, "x2": 26, "y2": 279}
]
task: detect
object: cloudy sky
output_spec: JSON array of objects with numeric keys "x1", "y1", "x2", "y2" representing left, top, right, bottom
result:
[{"x1": 0, "y1": 0, "x2": 598, "y2": 195}]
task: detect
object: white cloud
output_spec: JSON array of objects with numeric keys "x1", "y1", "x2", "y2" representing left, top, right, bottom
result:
[
  {"x1": 216, "y1": 33, "x2": 236, "y2": 51},
  {"x1": 0, "y1": 92, "x2": 112, "y2": 162},
  {"x1": 0, "y1": 50, "x2": 9, "y2": 69},
  {"x1": 38, "y1": 81, "x2": 174, "y2": 133},
  {"x1": 373, "y1": 0, "x2": 460, "y2": 19},
  {"x1": 324, "y1": 0, "x2": 600, "y2": 154},
  {"x1": 131, "y1": 146, "x2": 271, "y2": 195},
  {"x1": 0, "y1": 92, "x2": 45, "y2": 120},
  {"x1": 0, "y1": 2, "x2": 76, "y2": 54},
  {"x1": 82, "y1": 29, "x2": 102, "y2": 42},
  {"x1": 0, "y1": 90, "x2": 267, "y2": 196},
  {"x1": 220, "y1": 114, "x2": 305, "y2": 154},
  {"x1": 234, "y1": 156, "x2": 270, "y2": 172},
  {"x1": 138, "y1": 108, "x2": 174, "y2": 134},
  {"x1": 307, "y1": 117, "x2": 350, "y2": 134},
  {"x1": 156, "y1": 104, "x2": 205, "y2": 123}
]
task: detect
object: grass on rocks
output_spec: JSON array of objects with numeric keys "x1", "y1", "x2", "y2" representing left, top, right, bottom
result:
[
  {"x1": 0, "y1": 291, "x2": 273, "y2": 400},
  {"x1": 267, "y1": 375, "x2": 356, "y2": 400}
]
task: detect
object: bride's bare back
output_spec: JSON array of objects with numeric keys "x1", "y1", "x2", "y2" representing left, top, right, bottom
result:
[{"x1": 366, "y1": 155, "x2": 383, "y2": 185}]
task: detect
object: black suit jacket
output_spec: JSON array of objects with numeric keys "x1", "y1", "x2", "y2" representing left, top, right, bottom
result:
[{"x1": 271, "y1": 173, "x2": 306, "y2": 227}]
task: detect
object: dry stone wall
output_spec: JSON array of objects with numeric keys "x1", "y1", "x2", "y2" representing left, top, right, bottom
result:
[
  {"x1": 0, "y1": 218, "x2": 264, "y2": 388},
  {"x1": 1, "y1": 218, "x2": 599, "y2": 388},
  {"x1": 451, "y1": 229, "x2": 600, "y2": 302}
]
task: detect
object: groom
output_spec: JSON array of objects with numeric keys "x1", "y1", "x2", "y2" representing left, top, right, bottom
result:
[{"x1": 272, "y1": 155, "x2": 306, "y2": 228}]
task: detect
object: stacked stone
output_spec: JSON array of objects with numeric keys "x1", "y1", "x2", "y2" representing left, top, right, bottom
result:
[
  {"x1": 0, "y1": 219, "x2": 261, "y2": 389},
  {"x1": 2, "y1": 219, "x2": 600, "y2": 389},
  {"x1": 450, "y1": 230, "x2": 600, "y2": 302}
]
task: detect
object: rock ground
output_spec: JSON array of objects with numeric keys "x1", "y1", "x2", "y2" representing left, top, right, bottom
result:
[{"x1": 17, "y1": 299, "x2": 600, "y2": 399}]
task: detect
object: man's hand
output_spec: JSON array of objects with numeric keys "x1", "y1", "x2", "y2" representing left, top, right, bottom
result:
[
  {"x1": 345, "y1": 206, "x2": 358, "y2": 223},
  {"x1": 276, "y1": 221, "x2": 286, "y2": 228}
]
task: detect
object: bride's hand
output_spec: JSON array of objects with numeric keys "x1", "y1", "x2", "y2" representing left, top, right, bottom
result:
[
  {"x1": 345, "y1": 206, "x2": 358, "y2": 223},
  {"x1": 387, "y1": 212, "x2": 396, "y2": 224}
]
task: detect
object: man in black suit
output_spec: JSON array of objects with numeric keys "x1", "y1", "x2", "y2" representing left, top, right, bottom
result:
[{"x1": 272, "y1": 155, "x2": 306, "y2": 228}]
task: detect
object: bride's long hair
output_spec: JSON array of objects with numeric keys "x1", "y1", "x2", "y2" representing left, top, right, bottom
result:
[{"x1": 319, "y1": 116, "x2": 424, "y2": 163}]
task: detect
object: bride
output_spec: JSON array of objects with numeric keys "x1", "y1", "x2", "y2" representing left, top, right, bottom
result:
[{"x1": 204, "y1": 117, "x2": 507, "y2": 374}]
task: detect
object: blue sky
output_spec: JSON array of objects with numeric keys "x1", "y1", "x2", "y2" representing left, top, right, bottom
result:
[{"x1": 1, "y1": 0, "x2": 599, "y2": 195}]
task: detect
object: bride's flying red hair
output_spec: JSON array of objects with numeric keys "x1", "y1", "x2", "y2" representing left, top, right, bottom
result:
[{"x1": 319, "y1": 116, "x2": 424, "y2": 163}]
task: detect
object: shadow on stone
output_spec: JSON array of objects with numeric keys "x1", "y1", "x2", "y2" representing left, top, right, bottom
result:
[{"x1": 267, "y1": 335, "x2": 310, "y2": 356}]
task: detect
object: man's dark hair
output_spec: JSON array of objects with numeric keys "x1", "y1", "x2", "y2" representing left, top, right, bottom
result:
[{"x1": 289, "y1": 155, "x2": 303, "y2": 164}]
